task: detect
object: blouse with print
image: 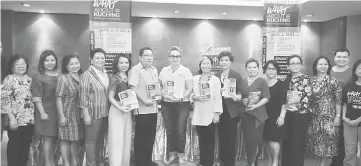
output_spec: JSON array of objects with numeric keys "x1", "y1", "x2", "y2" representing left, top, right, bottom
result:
[
  {"x1": 287, "y1": 75, "x2": 313, "y2": 114},
  {"x1": 1, "y1": 74, "x2": 34, "y2": 126},
  {"x1": 109, "y1": 74, "x2": 129, "y2": 101}
]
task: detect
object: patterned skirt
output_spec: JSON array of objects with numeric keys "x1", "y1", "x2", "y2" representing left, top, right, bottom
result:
[{"x1": 307, "y1": 114, "x2": 339, "y2": 158}]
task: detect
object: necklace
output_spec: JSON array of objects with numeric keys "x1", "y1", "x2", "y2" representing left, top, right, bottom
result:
[{"x1": 198, "y1": 74, "x2": 212, "y2": 88}]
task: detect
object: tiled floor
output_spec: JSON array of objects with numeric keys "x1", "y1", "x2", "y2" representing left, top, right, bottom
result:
[{"x1": 1, "y1": 131, "x2": 360, "y2": 166}]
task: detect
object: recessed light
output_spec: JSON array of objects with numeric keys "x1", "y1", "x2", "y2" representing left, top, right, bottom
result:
[
  {"x1": 305, "y1": 13, "x2": 314, "y2": 17},
  {"x1": 303, "y1": 20, "x2": 308, "y2": 22},
  {"x1": 222, "y1": 12, "x2": 228, "y2": 15},
  {"x1": 21, "y1": 3, "x2": 30, "y2": 7},
  {"x1": 40, "y1": 10, "x2": 45, "y2": 14},
  {"x1": 174, "y1": 10, "x2": 179, "y2": 14}
]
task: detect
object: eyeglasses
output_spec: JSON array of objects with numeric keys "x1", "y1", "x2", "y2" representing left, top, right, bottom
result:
[
  {"x1": 289, "y1": 63, "x2": 301, "y2": 66},
  {"x1": 266, "y1": 67, "x2": 277, "y2": 71},
  {"x1": 169, "y1": 55, "x2": 181, "y2": 59}
]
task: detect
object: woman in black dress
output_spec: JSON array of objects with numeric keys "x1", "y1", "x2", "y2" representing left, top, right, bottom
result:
[{"x1": 263, "y1": 60, "x2": 288, "y2": 166}]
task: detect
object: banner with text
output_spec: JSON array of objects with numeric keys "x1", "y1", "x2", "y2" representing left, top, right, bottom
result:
[
  {"x1": 262, "y1": 0, "x2": 302, "y2": 78},
  {"x1": 90, "y1": 0, "x2": 131, "y2": 71}
]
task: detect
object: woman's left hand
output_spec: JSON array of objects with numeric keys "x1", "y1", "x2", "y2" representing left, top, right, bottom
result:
[{"x1": 333, "y1": 117, "x2": 341, "y2": 127}]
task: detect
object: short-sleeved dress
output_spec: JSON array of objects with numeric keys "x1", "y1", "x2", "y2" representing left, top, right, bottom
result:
[
  {"x1": 264, "y1": 80, "x2": 288, "y2": 141},
  {"x1": 56, "y1": 74, "x2": 83, "y2": 141},
  {"x1": 31, "y1": 73, "x2": 59, "y2": 136},
  {"x1": 308, "y1": 75, "x2": 342, "y2": 157}
]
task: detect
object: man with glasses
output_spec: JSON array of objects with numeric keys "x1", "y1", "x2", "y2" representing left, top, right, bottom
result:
[{"x1": 129, "y1": 47, "x2": 160, "y2": 166}]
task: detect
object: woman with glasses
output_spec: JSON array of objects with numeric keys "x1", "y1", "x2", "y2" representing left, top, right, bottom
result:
[
  {"x1": 159, "y1": 46, "x2": 193, "y2": 165},
  {"x1": 281, "y1": 55, "x2": 313, "y2": 166},
  {"x1": 240, "y1": 59, "x2": 270, "y2": 166},
  {"x1": 32, "y1": 50, "x2": 60, "y2": 166},
  {"x1": 191, "y1": 56, "x2": 222, "y2": 166},
  {"x1": 2, "y1": 54, "x2": 34, "y2": 166},
  {"x1": 263, "y1": 60, "x2": 288, "y2": 166},
  {"x1": 308, "y1": 56, "x2": 342, "y2": 166}
]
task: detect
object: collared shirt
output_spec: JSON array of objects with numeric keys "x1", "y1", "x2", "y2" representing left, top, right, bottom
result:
[
  {"x1": 191, "y1": 75, "x2": 223, "y2": 126},
  {"x1": 220, "y1": 70, "x2": 230, "y2": 83},
  {"x1": 159, "y1": 64, "x2": 193, "y2": 102},
  {"x1": 91, "y1": 66, "x2": 109, "y2": 90},
  {"x1": 128, "y1": 62, "x2": 159, "y2": 115},
  {"x1": 79, "y1": 66, "x2": 110, "y2": 119}
]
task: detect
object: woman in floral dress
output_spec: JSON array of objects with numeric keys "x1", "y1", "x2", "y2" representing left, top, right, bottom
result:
[
  {"x1": 308, "y1": 56, "x2": 342, "y2": 166},
  {"x1": 2, "y1": 54, "x2": 34, "y2": 166},
  {"x1": 281, "y1": 55, "x2": 313, "y2": 166},
  {"x1": 56, "y1": 54, "x2": 83, "y2": 166}
]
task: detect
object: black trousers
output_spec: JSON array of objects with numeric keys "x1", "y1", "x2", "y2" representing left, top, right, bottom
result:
[
  {"x1": 282, "y1": 113, "x2": 311, "y2": 166},
  {"x1": 330, "y1": 119, "x2": 345, "y2": 166},
  {"x1": 196, "y1": 123, "x2": 216, "y2": 166},
  {"x1": 134, "y1": 113, "x2": 157, "y2": 166},
  {"x1": 218, "y1": 110, "x2": 239, "y2": 166},
  {"x1": 7, "y1": 124, "x2": 34, "y2": 166}
]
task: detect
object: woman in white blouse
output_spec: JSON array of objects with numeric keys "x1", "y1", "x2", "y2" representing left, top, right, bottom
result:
[{"x1": 191, "y1": 56, "x2": 222, "y2": 166}]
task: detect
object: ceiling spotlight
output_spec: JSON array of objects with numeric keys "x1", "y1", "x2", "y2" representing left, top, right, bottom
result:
[
  {"x1": 40, "y1": 10, "x2": 45, "y2": 14},
  {"x1": 305, "y1": 13, "x2": 314, "y2": 17},
  {"x1": 173, "y1": 10, "x2": 179, "y2": 14},
  {"x1": 21, "y1": 3, "x2": 30, "y2": 7},
  {"x1": 222, "y1": 12, "x2": 228, "y2": 15}
]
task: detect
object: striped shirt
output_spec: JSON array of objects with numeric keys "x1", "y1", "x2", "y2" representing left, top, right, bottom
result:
[{"x1": 79, "y1": 66, "x2": 110, "y2": 119}]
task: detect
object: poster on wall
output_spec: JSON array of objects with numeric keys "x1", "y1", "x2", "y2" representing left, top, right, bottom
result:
[
  {"x1": 89, "y1": 0, "x2": 131, "y2": 72},
  {"x1": 262, "y1": 0, "x2": 302, "y2": 78},
  {"x1": 202, "y1": 46, "x2": 231, "y2": 72}
]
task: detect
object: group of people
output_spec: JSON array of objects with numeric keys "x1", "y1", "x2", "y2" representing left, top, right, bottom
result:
[{"x1": 1, "y1": 45, "x2": 361, "y2": 166}]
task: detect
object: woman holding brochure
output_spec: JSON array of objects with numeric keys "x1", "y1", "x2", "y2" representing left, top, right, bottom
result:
[
  {"x1": 216, "y1": 50, "x2": 244, "y2": 166},
  {"x1": 191, "y1": 56, "x2": 222, "y2": 166},
  {"x1": 281, "y1": 55, "x2": 313, "y2": 166},
  {"x1": 159, "y1": 46, "x2": 193, "y2": 164},
  {"x1": 240, "y1": 59, "x2": 270, "y2": 166},
  {"x1": 108, "y1": 54, "x2": 133, "y2": 166}
]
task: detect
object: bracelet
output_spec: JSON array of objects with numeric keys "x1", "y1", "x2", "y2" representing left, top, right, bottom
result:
[{"x1": 279, "y1": 115, "x2": 285, "y2": 118}]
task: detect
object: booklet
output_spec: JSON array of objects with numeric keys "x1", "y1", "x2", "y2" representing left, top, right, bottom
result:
[
  {"x1": 200, "y1": 82, "x2": 211, "y2": 100},
  {"x1": 147, "y1": 83, "x2": 161, "y2": 100},
  {"x1": 248, "y1": 91, "x2": 261, "y2": 108},
  {"x1": 165, "y1": 76, "x2": 184, "y2": 98},
  {"x1": 222, "y1": 78, "x2": 236, "y2": 98},
  {"x1": 118, "y1": 90, "x2": 139, "y2": 111},
  {"x1": 286, "y1": 90, "x2": 302, "y2": 107}
]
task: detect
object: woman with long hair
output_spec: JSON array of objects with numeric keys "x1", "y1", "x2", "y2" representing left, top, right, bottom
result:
[
  {"x1": 108, "y1": 54, "x2": 133, "y2": 166},
  {"x1": 308, "y1": 56, "x2": 342, "y2": 166},
  {"x1": 32, "y1": 50, "x2": 60, "y2": 166}
]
